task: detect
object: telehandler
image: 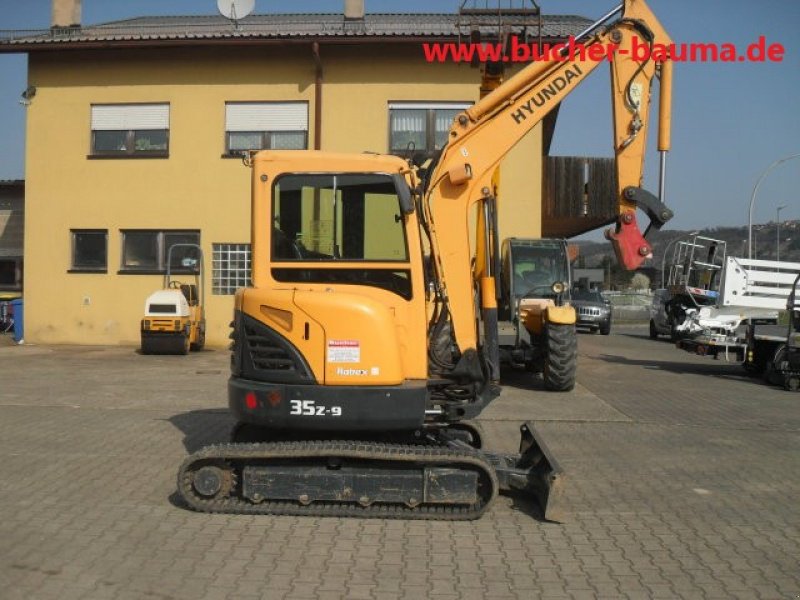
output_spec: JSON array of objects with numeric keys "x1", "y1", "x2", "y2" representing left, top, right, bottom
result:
[
  {"x1": 498, "y1": 238, "x2": 577, "y2": 391},
  {"x1": 178, "y1": 0, "x2": 674, "y2": 520}
]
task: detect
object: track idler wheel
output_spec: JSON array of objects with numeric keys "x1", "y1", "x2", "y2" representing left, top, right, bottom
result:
[{"x1": 191, "y1": 462, "x2": 236, "y2": 499}]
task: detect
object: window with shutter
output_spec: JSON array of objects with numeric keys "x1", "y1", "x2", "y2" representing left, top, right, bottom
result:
[
  {"x1": 90, "y1": 103, "x2": 170, "y2": 157},
  {"x1": 224, "y1": 102, "x2": 309, "y2": 156}
]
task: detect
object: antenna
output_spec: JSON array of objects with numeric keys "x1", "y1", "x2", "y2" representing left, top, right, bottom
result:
[{"x1": 217, "y1": 0, "x2": 255, "y2": 22}]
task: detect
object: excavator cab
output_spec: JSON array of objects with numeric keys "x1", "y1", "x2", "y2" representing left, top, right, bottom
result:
[{"x1": 503, "y1": 239, "x2": 570, "y2": 303}]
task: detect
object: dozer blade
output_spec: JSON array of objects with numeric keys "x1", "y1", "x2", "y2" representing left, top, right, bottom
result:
[
  {"x1": 485, "y1": 421, "x2": 566, "y2": 522},
  {"x1": 517, "y1": 422, "x2": 566, "y2": 522}
]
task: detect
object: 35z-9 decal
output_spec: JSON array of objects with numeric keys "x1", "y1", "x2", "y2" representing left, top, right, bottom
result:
[{"x1": 289, "y1": 400, "x2": 342, "y2": 417}]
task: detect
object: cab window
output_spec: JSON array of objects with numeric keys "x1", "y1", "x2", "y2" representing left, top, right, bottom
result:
[
  {"x1": 272, "y1": 174, "x2": 408, "y2": 262},
  {"x1": 270, "y1": 173, "x2": 412, "y2": 299}
]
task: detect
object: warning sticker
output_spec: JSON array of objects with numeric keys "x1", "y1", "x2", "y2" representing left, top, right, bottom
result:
[{"x1": 327, "y1": 340, "x2": 361, "y2": 364}]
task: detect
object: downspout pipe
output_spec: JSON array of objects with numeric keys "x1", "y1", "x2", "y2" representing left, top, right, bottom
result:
[{"x1": 312, "y1": 42, "x2": 323, "y2": 150}]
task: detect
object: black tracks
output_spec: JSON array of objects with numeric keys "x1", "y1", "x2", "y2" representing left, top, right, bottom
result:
[{"x1": 177, "y1": 440, "x2": 499, "y2": 521}]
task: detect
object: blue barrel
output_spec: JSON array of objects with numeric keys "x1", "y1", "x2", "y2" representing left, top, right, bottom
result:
[{"x1": 11, "y1": 298, "x2": 23, "y2": 343}]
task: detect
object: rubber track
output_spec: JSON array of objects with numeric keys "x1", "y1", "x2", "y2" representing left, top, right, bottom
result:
[
  {"x1": 544, "y1": 323, "x2": 578, "y2": 392},
  {"x1": 177, "y1": 440, "x2": 499, "y2": 521}
]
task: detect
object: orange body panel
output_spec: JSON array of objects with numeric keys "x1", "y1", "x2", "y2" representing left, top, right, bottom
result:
[{"x1": 245, "y1": 151, "x2": 429, "y2": 386}]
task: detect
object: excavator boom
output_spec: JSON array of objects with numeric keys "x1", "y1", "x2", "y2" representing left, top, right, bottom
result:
[{"x1": 424, "y1": 0, "x2": 674, "y2": 360}]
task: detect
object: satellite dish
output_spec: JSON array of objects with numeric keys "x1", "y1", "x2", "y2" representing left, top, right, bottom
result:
[{"x1": 217, "y1": 0, "x2": 255, "y2": 21}]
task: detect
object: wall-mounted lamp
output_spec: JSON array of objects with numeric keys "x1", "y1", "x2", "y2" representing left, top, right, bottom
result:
[{"x1": 20, "y1": 86, "x2": 37, "y2": 106}]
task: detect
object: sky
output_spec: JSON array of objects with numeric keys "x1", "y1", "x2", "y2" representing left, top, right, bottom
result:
[{"x1": 0, "y1": 0, "x2": 799, "y2": 236}]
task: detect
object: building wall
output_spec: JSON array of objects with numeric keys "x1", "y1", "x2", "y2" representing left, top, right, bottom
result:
[{"x1": 24, "y1": 44, "x2": 543, "y2": 346}]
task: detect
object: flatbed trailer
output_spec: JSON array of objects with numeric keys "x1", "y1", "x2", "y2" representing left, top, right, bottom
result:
[{"x1": 674, "y1": 257, "x2": 800, "y2": 373}]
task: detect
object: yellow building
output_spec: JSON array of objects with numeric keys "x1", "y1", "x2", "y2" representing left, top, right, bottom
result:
[{"x1": 0, "y1": 0, "x2": 592, "y2": 347}]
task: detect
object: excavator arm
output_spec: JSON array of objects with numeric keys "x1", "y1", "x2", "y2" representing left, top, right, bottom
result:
[{"x1": 423, "y1": 0, "x2": 674, "y2": 361}]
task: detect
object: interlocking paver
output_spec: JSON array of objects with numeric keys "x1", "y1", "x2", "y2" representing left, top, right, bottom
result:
[{"x1": 0, "y1": 327, "x2": 798, "y2": 599}]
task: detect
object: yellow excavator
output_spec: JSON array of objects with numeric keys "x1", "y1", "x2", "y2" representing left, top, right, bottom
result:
[{"x1": 178, "y1": 0, "x2": 674, "y2": 521}]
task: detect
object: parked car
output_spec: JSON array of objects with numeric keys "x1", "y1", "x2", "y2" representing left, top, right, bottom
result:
[
  {"x1": 571, "y1": 288, "x2": 612, "y2": 335},
  {"x1": 649, "y1": 288, "x2": 674, "y2": 339}
]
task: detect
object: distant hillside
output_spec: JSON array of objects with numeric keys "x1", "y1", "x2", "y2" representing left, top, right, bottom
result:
[
  {"x1": 572, "y1": 219, "x2": 800, "y2": 289},
  {"x1": 576, "y1": 219, "x2": 800, "y2": 266}
]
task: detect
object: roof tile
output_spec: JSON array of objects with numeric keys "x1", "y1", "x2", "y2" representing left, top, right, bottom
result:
[{"x1": 0, "y1": 13, "x2": 591, "y2": 47}]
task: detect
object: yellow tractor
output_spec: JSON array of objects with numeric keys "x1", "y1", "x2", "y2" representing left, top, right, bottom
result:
[{"x1": 140, "y1": 244, "x2": 205, "y2": 355}]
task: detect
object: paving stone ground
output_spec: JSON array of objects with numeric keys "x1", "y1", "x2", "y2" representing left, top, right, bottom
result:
[{"x1": 0, "y1": 326, "x2": 798, "y2": 599}]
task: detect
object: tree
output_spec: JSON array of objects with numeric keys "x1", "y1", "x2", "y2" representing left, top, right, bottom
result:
[{"x1": 629, "y1": 272, "x2": 651, "y2": 291}]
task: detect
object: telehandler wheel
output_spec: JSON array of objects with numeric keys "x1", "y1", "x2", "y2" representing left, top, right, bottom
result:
[
  {"x1": 649, "y1": 320, "x2": 658, "y2": 339},
  {"x1": 543, "y1": 323, "x2": 577, "y2": 392}
]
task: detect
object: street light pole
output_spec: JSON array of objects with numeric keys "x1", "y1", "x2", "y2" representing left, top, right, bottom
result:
[
  {"x1": 776, "y1": 204, "x2": 787, "y2": 262},
  {"x1": 748, "y1": 154, "x2": 800, "y2": 260}
]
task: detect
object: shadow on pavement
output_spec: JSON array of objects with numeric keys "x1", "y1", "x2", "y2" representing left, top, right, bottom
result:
[
  {"x1": 499, "y1": 368, "x2": 548, "y2": 392},
  {"x1": 505, "y1": 492, "x2": 552, "y2": 522},
  {"x1": 168, "y1": 409, "x2": 233, "y2": 453},
  {"x1": 594, "y1": 353, "x2": 760, "y2": 382}
]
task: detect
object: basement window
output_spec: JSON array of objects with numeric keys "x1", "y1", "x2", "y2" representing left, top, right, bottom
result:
[
  {"x1": 0, "y1": 258, "x2": 22, "y2": 291},
  {"x1": 90, "y1": 103, "x2": 169, "y2": 157},
  {"x1": 70, "y1": 230, "x2": 107, "y2": 273},
  {"x1": 120, "y1": 230, "x2": 200, "y2": 274},
  {"x1": 388, "y1": 102, "x2": 471, "y2": 158},
  {"x1": 224, "y1": 102, "x2": 308, "y2": 157}
]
